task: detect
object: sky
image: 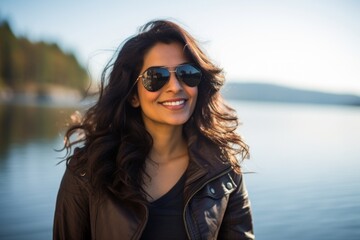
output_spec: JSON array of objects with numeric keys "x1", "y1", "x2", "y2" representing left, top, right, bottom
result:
[{"x1": 1, "y1": 0, "x2": 359, "y2": 95}]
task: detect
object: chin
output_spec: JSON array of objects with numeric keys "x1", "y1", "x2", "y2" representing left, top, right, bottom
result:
[{"x1": 166, "y1": 117, "x2": 190, "y2": 126}]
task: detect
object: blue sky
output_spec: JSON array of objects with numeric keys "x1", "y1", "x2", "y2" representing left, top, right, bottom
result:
[{"x1": 1, "y1": 0, "x2": 359, "y2": 95}]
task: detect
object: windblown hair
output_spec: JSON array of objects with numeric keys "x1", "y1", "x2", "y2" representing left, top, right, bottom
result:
[{"x1": 63, "y1": 20, "x2": 249, "y2": 203}]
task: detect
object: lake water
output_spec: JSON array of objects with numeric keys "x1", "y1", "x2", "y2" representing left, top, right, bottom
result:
[{"x1": 0, "y1": 100, "x2": 359, "y2": 239}]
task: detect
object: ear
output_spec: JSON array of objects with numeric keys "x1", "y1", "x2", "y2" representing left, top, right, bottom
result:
[{"x1": 130, "y1": 94, "x2": 140, "y2": 108}]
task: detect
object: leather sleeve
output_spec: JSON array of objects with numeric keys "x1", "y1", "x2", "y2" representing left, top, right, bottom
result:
[
  {"x1": 218, "y1": 172, "x2": 255, "y2": 239},
  {"x1": 53, "y1": 167, "x2": 91, "y2": 240}
]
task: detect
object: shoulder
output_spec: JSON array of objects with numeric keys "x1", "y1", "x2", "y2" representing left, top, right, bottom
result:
[
  {"x1": 54, "y1": 165, "x2": 92, "y2": 239},
  {"x1": 66, "y1": 146, "x2": 89, "y2": 176},
  {"x1": 218, "y1": 169, "x2": 245, "y2": 194},
  {"x1": 58, "y1": 163, "x2": 90, "y2": 196},
  {"x1": 228, "y1": 169, "x2": 243, "y2": 185},
  {"x1": 205, "y1": 169, "x2": 248, "y2": 199}
]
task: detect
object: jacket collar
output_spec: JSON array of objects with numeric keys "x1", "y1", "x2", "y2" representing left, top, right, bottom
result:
[{"x1": 184, "y1": 127, "x2": 232, "y2": 198}]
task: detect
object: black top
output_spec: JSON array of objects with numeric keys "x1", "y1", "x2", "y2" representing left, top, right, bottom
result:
[{"x1": 140, "y1": 173, "x2": 187, "y2": 240}]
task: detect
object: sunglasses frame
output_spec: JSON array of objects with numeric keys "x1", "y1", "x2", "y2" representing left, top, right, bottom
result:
[{"x1": 137, "y1": 63, "x2": 202, "y2": 92}]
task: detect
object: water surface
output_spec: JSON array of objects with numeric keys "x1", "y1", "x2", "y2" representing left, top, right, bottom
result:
[{"x1": 0, "y1": 101, "x2": 359, "y2": 239}]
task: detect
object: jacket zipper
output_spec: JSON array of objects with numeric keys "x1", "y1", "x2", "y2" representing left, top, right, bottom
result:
[{"x1": 182, "y1": 167, "x2": 232, "y2": 239}]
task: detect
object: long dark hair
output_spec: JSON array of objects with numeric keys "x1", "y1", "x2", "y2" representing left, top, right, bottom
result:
[{"x1": 63, "y1": 20, "x2": 249, "y2": 203}]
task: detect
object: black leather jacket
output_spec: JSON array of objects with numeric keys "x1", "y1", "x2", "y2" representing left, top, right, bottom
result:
[{"x1": 53, "y1": 133, "x2": 254, "y2": 239}]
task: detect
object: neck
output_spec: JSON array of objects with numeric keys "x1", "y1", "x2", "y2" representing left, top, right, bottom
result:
[{"x1": 146, "y1": 125, "x2": 187, "y2": 164}]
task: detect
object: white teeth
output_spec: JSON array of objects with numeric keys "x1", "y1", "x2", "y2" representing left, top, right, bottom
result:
[{"x1": 162, "y1": 100, "x2": 185, "y2": 106}]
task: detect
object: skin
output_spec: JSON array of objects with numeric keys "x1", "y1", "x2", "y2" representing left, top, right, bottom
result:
[{"x1": 131, "y1": 42, "x2": 198, "y2": 201}]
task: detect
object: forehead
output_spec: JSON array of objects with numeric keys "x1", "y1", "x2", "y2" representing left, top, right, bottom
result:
[{"x1": 141, "y1": 42, "x2": 188, "y2": 72}]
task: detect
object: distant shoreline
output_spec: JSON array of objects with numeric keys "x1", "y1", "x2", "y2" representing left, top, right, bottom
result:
[
  {"x1": 222, "y1": 82, "x2": 360, "y2": 107},
  {"x1": 2, "y1": 82, "x2": 360, "y2": 107},
  {"x1": 0, "y1": 84, "x2": 85, "y2": 107}
]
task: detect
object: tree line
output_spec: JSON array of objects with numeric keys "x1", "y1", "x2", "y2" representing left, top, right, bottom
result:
[{"x1": 0, "y1": 19, "x2": 89, "y2": 94}]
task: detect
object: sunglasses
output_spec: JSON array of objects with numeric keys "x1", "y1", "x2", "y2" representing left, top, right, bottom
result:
[{"x1": 137, "y1": 63, "x2": 202, "y2": 92}]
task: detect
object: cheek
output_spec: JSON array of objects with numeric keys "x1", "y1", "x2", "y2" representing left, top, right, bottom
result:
[
  {"x1": 189, "y1": 87, "x2": 198, "y2": 102},
  {"x1": 137, "y1": 85, "x2": 160, "y2": 105},
  {"x1": 187, "y1": 87, "x2": 198, "y2": 110}
]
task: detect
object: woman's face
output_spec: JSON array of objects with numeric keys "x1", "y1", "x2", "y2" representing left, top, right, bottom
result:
[{"x1": 131, "y1": 42, "x2": 198, "y2": 131}]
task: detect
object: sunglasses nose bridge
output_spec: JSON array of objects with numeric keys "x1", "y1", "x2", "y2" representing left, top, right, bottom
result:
[
  {"x1": 167, "y1": 68, "x2": 180, "y2": 81},
  {"x1": 168, "y1": 69, "x2": 177, "y2": 79},
  {"x1": 165, "y1": 69, "x2": 183, "y2": 90}
]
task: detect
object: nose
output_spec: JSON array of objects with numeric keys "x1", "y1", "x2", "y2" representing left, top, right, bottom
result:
[{"x1": 165, "y1": 70, "x2": 183, "y2": 92}]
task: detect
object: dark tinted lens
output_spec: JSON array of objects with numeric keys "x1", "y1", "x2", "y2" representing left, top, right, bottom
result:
[
  {"x1": 142, "y1": 67, "x2": 170, "y2": 92},
  {"x1": 176, "y1": 64, "x2": 202, "y2": 87}
]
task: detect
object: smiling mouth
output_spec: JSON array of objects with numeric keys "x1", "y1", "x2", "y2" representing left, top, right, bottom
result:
[{"x1": 161, "y1": 100, "x2": 186, "y2": 106}]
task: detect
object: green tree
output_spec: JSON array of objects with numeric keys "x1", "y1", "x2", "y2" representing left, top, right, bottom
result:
[{"x1": 0, "y1": 19, "x2": 89, "y2": 93}]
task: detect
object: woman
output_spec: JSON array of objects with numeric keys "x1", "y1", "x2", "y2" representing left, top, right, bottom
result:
[{"x1": 53, "y1": 20, "x2": 254, "y2": 239}]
